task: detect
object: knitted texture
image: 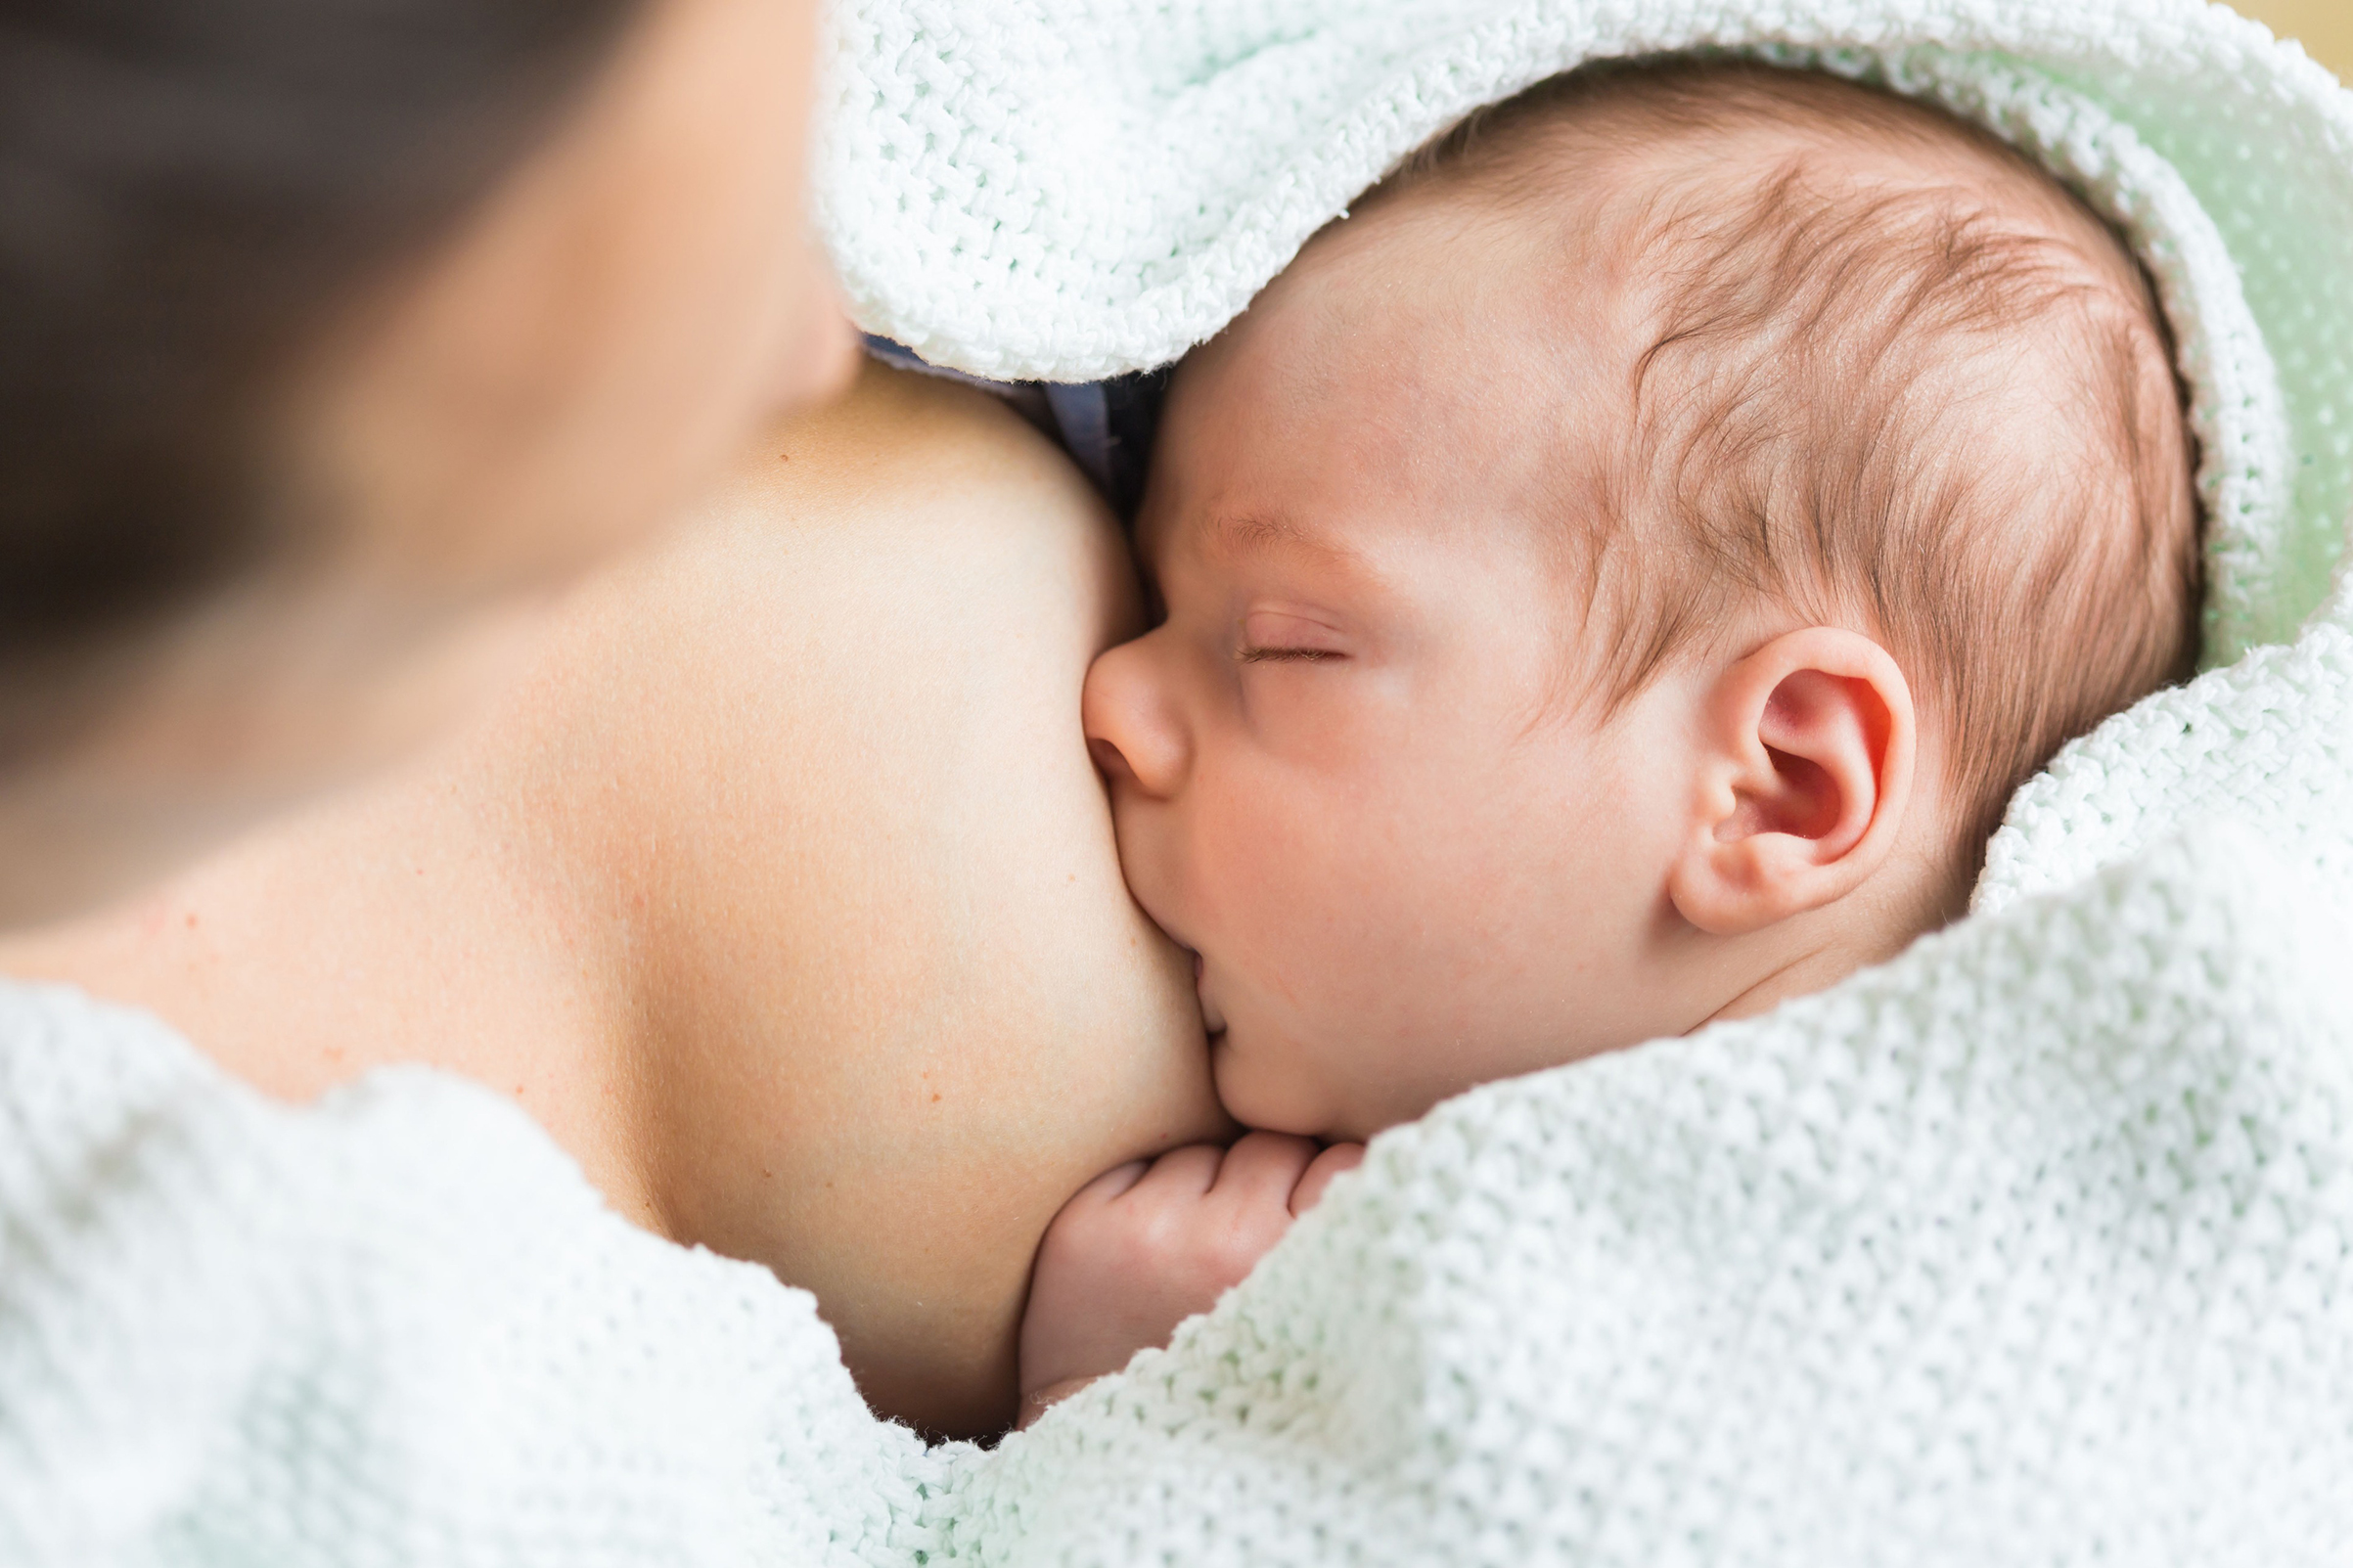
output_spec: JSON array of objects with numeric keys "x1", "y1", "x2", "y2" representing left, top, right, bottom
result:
[
  {"x1": 963, "y1": 826, "x2": 2353, "y2": 1564},
  {"x1": 0, "y1": 987, "x2": 949, "y2": 1567},
  {"x1": 13, "y1": 828, "x2": 2352, "y2": 1563},
  {"x1": 814, "y1": 0, "x2": 2353, "y2": 661},
  {"x1": 14, "y1": 2, "x2": 2353, "y2": 1563}
]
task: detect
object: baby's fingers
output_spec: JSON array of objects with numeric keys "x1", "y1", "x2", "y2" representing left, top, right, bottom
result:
[
  {"x1": 1290, "y1": 1142, "x2": 1365, "y2": 1216},
  {"x1": 1065, "y1": 1157, "x2": 1151, "y2": 1209},
  {"x1": 1208, "y1": 1131, "x2": 1322, "y2": 1211},
  {"x1": 1123, "y1": 1142, "x2": 1228, "y2": 1201}
]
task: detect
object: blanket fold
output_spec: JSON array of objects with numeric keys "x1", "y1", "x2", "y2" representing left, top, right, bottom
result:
[
  {"x1": 958, "y1": 824, "x2": 2353, "y2": 1563},
  {"x1": 11, "y1": 2, "x2": 2353, "y2": 1563}
]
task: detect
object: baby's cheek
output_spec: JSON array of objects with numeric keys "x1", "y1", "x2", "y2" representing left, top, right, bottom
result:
[
  {"x1": 1223, "y1": 771, "x2": 1421, "y2": 968},
  {"x1": 1213, "y1": 816, "x2": 1380, "y2": 1002}
]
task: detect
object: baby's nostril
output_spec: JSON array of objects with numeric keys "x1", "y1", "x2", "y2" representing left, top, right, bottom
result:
[{"x1": 1088, "y1": 736, "x2": 1133, "y2": 783}]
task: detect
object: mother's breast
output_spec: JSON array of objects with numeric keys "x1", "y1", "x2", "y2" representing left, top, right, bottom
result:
[{"x1": 562, "y1": 365, "x2": 1228, "y2": 1438}]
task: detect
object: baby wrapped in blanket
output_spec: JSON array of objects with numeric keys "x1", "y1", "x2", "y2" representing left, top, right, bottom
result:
[{"x1": 1018, "y1": 58, "x2": 2201, "y2": 1418}]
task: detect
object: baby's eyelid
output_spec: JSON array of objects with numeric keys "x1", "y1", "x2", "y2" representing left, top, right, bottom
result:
[{"x1": 1238, "y1": 608, "x2": 1346, "y2": 656}]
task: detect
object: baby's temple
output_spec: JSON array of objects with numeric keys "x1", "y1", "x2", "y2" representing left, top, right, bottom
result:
[{"x1": 5, "y1": 1, "x2": 2353, "y2": 1563}]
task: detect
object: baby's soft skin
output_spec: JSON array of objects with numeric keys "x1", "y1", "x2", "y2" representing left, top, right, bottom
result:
[
  {"x1": 1014, "y1": 61, "x2": 2197, "y2": 1421},
  {"x1": 1016, "y1": 1133, "x2": 1362, "y2": 1427},
  {"x1": 1014, "y1": 127, "x2": 1940, "y2": 1422}
]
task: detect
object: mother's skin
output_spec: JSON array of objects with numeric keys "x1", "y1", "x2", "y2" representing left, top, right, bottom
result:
[{"x1": 0, "y1": 365, "x2": 1225, "y2": 1438}]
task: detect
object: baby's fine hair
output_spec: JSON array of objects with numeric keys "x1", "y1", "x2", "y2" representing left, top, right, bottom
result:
[{"x1": 1412, "y1": 59, "x2": 2200, "y2": 872}]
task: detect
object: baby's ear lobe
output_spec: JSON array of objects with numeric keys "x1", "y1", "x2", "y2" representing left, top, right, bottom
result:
[{"x1": 1667, "y1": 628, "x2": 1918, "y2": 937}]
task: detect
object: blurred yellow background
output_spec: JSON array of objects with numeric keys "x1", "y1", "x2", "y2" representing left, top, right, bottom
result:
[{"x1": 2238, "y1": 0, "x2": 2353, "y2": 79}]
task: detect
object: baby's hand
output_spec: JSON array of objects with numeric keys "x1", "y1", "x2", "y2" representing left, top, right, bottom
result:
[{"x1": 1017, "y1": 1132, "x2": 1364, "y2": 1425}]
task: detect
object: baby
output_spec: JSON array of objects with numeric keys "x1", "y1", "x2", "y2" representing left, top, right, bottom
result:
[{"x1": 1014, "y1": 59, "x2": 2200, "y2": 1424}]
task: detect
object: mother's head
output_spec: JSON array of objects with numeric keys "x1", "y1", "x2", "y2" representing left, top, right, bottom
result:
[{"x1": 0, "y1": 0, "x2": 850, "y2": 920}]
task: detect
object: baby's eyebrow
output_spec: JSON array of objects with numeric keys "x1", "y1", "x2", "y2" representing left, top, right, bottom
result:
[{"x1": 1202, "y1": 510, "x2": 1357, "y2": 570}]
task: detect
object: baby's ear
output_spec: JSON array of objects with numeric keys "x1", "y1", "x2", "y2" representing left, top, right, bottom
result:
[{"x1": 1666, "y1": 627, "x2": 1918, "y2": 936}]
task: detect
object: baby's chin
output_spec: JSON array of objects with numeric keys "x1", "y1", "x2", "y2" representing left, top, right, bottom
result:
[{"x1": 1209, "y1": 1027, "x2": 1354, "y2": 1141}]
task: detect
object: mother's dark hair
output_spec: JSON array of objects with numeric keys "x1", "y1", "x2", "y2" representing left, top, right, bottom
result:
[{"x1": 0, "y1": 0, "x2": 636, "y2": 696}]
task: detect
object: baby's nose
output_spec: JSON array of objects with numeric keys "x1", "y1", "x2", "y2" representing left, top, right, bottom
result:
[
  {"x1": 1081, "y1": 638, "x2": 1191, "y2": 798},
  {"x1": 1088, "y1": 735, "x2": 1138, "y2": 784}
]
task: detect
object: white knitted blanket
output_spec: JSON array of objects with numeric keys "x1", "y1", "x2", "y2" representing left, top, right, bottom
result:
[{"x1": 11, "y1": 1, "x2": 2353, "y2": 1562}]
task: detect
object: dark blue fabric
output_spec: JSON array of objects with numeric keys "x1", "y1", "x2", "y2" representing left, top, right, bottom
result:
[{"x1": 863, "y1": 336, "x2": 1166, "y2": 519}]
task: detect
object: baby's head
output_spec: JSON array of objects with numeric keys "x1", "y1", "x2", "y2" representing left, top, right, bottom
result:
[{"x1": 1083, "y1": 60, "x2": 2199, "y2": 1140}]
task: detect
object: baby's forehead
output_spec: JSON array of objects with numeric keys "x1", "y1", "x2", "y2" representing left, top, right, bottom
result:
[
  {"x1": 1272, "y1": 64, "x2": 2152, "y2": 490},
  {"x1": 1169, "y1": 64, "x2": 2153, "y2": 562}
]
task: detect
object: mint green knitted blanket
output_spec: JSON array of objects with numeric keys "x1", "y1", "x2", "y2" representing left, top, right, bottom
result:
[{"x1": 9, "y1": 2, "x2": 2353, "y2": 1562}]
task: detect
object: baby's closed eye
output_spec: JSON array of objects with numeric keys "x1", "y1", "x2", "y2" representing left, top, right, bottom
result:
[
  {"x1": 1238, "y1": 608, "x2": 1348, "y2": 662},
  {"x1": 1239, "y1": 646, "x2": 1344, "y2": 663}
]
